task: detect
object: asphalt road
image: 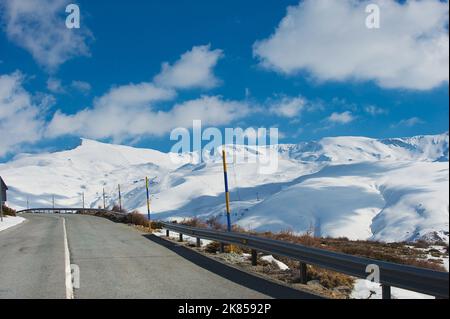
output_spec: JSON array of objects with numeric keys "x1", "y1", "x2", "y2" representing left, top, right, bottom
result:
[
  {"x1": 0, "y1": 214, "x2": 320, "y2": 299},
  {"x1": 0, "y1": 215, "x2": 66, "y2": 298}
]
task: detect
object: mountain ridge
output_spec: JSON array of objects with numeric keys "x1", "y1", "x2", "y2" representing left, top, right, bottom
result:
[{"x1": 0, "y1": 132, "x2": 448, "y2": 243}]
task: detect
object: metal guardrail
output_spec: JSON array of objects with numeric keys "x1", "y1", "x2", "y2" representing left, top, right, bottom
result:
[
  {"x1": 17, "y1": 208, "x2": 112, "y2": 214},
  {"x1": 161, "y1": 221, "x2": 449, "y2": 299}
]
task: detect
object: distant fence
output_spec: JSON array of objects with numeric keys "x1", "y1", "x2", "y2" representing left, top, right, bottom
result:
[
  {"x1": 16, "y1": 208, "x2": 130, "y2": 223},
  {"x1": 161, "y1": 221, "x2": 449, "y2": 299},
  {"x1": 16, "y1": 208, "x2": 111, "y2": 214}
]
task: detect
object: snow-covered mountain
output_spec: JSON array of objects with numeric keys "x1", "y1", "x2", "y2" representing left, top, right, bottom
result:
[{"x1": 0, "y1": 133, "x2": 448, "y2": 243}]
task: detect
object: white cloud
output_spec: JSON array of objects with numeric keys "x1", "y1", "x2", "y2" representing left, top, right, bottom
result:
[
  {"x1": 327, "y1": 111, "x2": 355, "y2": 124},
  {"x1": 0, "y1": 0, "x2": 92, "y2": 71},
  {"x1": 393, "y1": 117, "x2": 425, "y2": 127},
  {"x1": 365, "y1": 105, "x2": 388, "y2": 116},
  {"x1": 46, "y1": 81, "x2": 250, "y2": 142},
  {"x1": 269, "y1": 96, "x2": 306, "y2": 118},
  {"x1": 95, "y1": 82, "x2": 176, "y2": 108},
  {"x1": 154, "y1": 45, "x2": 223, "y2": 90},
  {"x1": 46, "y1": 79, "x2": 92, "y2": 95},
  {"x1": 0, "y1": 72, "x2": 45, "y2": 157},
  {"x1": 253, "y1": 0, "x2": 449, "y2": 90},
  {"x1": 71, "y1": 80, "x2": 91, "y2": 94},
  {"x1": 47, "y1": 78, "x2": 65, "y2": 93}
]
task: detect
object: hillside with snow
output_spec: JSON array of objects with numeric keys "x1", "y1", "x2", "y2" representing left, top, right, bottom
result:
[{"x1": 0, "y1": 132, "x2": 448, "y2": 243}]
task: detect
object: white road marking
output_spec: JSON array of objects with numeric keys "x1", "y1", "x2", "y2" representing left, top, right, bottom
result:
[{"x1": 63, "y1": 217, "x2": 74, "y2": 299}]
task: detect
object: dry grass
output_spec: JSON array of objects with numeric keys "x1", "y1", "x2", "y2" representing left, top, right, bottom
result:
[
  {"x1": 150, "y1": 221, "x2": 163, "y2": 230},
  {"x1": 304, "y1": 266, "x2": 354, "y2": 290},
  {"x1": 204, "y1": 241, "x2": 250, "y2": 255},
  {"x1": 206, "y1": 215, "x2": 226, "y2": 230},
  {"x1": 129, "y1": 211, "x2": 150, "y2": 227},
  {"x1": 180, "y1": 217, "x2": 209, "y2": 228},
  {"x1": 205, "y1": 241, "x2": 223, "y2": 254},
  {"x1": 252, "y1": 253, "x2": 355, "y2": 291},
  {"x1": 79, "y1": 208, "x2": 162, "y2": 231},
  {"x1": 111, "y1": 205, "x2": 127, "y2": 214},
  {"x1": 79, "y1": 209, "x2": 129, "y2": 223},
  {"x1": 248, "y1": 230, "x2": 447, "y2": 272}
]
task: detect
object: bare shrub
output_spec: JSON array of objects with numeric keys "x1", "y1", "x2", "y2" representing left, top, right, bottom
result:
[
  {"x1": 206, "y1": 215, "x2": 225, "y2": 230},
  {"x1": 180, "y1": 217, "x2": 208, "y2": 228},
  {"x1": 129, "y1": 211, "x2": 150, "y2": 228},
  {"x1": 111, "y1": 205, "x2": 127, "y2": 214},
  {"x1": 1, "y1": 205, "x2": 16, "y2": 217},
  {"x1": 150, "y1": 221, "x2": 163, "y2": 230},
  {"x1": 305, "y1": 266, "x2": 354, "y2": 289},
  {"x1": 205, "y1": 242, "x2": 222, "y2": 254}
]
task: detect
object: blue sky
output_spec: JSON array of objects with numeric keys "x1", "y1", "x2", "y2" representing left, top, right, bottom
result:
[{"x1": 0, "y1": 0, "x2": 448, "y2": 160}]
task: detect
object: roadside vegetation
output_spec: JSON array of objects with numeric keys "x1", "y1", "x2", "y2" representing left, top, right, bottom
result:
[
  {"x1": 77, "y1": 207, "x2": 162, "y2": 230},
  {"x1": 1, "y1": 205, "x2": 16, "y2": 217}
]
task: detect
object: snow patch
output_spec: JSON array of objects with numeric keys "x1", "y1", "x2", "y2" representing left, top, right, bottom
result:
[
  {"x1": 0, "y1": 216, "x2": 26, "y2": 232},
  {"x1": 260, "y1": 255, "x2": 290, "y2": 270},
  {"x1": 351, "y1": 279, "x2": 435, "y2": 299}
]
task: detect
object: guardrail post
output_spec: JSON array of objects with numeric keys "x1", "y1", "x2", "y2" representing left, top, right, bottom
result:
[
  {"x1": 196, "y1": 238, "x2": 201, "y2": 248},
  {"x1": 251, "y1": 249, "x2": 257, "y2": 266},
  {"x1": 166, "y1": 229, "x2": 170, "y2": 237},
  {"x1": 382, "y1": 285, "x2": 391, "y2": 299},
  {"x1": 299, "y1": 262, "x2": 308, "y2": 284},
  {"x1": 179, "y1": 233, "x2": 183, "y2": 242}
]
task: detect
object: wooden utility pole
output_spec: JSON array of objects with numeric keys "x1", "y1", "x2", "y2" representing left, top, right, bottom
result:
[
  {"x1": 103, "y1": 188, "x2": 106, "y2": 209},
  {"x1": 0, "y1": 178, "x2": 7, "y2": 222},
  {"x1": 82, "y1": 192, "x2": 85, "y2": 209},
  {"x1": 0, "y1": 187, "x2": 3, "y2": 222}
]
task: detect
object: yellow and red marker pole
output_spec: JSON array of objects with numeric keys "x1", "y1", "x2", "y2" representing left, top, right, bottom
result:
[{"x1": 222, "y1": 148, "x2": 232, "y2": 232}]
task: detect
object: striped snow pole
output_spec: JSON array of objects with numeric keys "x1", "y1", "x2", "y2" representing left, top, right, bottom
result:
[
  {"x1": 146, "y1": 177, "x2": 151, "y2": 222},
  {"x1": 222, "y1": 148, "x2": 232, "y2": 232}
]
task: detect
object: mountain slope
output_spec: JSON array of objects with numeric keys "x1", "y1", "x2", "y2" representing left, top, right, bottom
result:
[
  {"x1": 237, "y1": 161, "x2": 449, "y2": 242},
  {"x1": 0, "y1": 132, "x2": 448, "y2": 243}
]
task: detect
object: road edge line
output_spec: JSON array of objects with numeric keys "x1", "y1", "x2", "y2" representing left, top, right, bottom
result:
[{"x1": 63, "y1": 217, "x2": 74, "y2": 299}]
